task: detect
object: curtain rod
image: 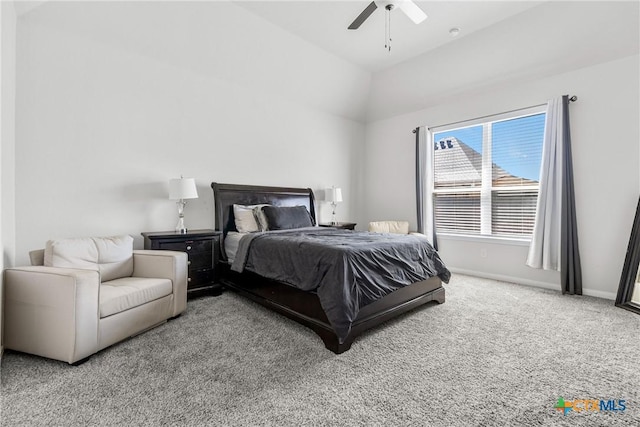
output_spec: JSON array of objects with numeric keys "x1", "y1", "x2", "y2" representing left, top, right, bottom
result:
[{"x1": 412, "y1": 95, "x2": 578, "y2": 133}]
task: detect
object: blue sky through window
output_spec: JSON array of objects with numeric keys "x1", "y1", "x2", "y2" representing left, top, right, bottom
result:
[{"x1": 434, "y1": 113, "x2": 545, "y2": 181}]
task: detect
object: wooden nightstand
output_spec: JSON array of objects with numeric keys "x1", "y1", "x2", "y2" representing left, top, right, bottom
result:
[
  {"x1": 141, "y1": 229, "x2": 222, "y2": 298},
  {"x1": 318, "y1": 222, "x2": 357, "y2": 230}
]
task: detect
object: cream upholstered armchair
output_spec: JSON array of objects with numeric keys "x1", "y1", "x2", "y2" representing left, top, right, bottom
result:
[
  {"x1": 3, "y1": 235, "x2": 188, "y2": 365},
  {"x1": 368, "y1": 220, "x2": 411, "y2": 234},
  {"x1": 368, "y1": 220, "x2": 430, "y2": 239}
]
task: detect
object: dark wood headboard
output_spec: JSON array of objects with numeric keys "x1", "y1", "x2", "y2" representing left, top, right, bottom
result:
[{"x1": 211, "y1": 183, "x2": 317, "y2": 239}]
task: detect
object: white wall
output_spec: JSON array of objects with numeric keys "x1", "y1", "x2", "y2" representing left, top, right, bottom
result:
[
  {"x1": 13, "y1": 2, "x2": 368, "y2": 266},
  {"x1": 10, "y1": 1, "x2": 640, "y2": 300},
  {"x1": 362, "y1": 54, "x2": 640, "y2": 299},
  {"x1": 1, "y1": 0, "x2": 18, "y2": 362}
]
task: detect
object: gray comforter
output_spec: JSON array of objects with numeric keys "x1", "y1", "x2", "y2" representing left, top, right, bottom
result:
[{"x1": 231, "y1": 227, "x2": 450, "y2": 343}]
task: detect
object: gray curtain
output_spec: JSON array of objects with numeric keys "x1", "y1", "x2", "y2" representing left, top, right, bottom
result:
[
  {"x1": 526, "y1": 95, "x2": 582, "y2": 294},
  {"x1": 415, "y1": 126, "x2": 437, "y2": 250}
]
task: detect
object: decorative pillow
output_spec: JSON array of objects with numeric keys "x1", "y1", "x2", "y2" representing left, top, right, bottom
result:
[
  {"x1": 234, "y1": 204, "x2": 271, "y2": 232},
  {"x1": 262, "y1": 205, "x2": 313, "y2": 230},
  {"x1": 44, "y1": 235, "x2": 134, "y2": 282},
  {"x1": 253, "y1": 205, "x2": 270, "y2": 231},
  {"x1": 233, "y1": 204, "x2": 261, "y2": 233}
]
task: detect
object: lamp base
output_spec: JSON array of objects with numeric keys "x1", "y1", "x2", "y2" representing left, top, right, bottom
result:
[
  {"x1": 175, "y1": 217, "x2": 187, "y2": 234},
  {"x1": 175, "y1": 200, "x2": 187, "y2": 234}
]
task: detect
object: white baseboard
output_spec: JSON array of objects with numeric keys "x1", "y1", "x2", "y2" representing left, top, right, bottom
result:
[
  {"x1": 449, "y1": 268, "x2": 616, "y2": 301},
  {"x1": 581, "y1": 288, "x2": 617, "y2": 301}
]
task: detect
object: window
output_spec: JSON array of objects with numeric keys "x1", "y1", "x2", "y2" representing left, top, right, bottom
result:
[{"x1": 432, "y1": 108, "x2": 545, "y2": 239}]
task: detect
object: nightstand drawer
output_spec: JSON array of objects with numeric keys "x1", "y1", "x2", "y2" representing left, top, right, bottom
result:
[
  {"x1": 188, "y1": 268, "x2": 215, "y2": 288},
  {"x1": 188, "y1": 251, "x2": 213, "y2": 269},
  {"x1": 157, "y1": 239, "x2": 212, "y2": 253}
]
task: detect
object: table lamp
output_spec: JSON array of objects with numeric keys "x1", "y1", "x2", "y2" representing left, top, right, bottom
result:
[
  {"x1": 326, "y1": 186, "x2": 343, "y2": 225},
  {"x1": 169, "y1": 176, "x2": 198, "y2": 234}
]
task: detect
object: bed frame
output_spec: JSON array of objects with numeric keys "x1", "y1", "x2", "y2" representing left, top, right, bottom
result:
[{"x1": 211, "y1": 182, "x2": 445, "y2": 353}]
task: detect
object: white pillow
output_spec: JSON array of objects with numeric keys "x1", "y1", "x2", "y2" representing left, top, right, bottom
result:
[
  {"x1": 233, "y1": 204, "x2": 272, "y2": 232},
  {"x1": 233, "y1": 204, "x2": 261, "y2": 233}
]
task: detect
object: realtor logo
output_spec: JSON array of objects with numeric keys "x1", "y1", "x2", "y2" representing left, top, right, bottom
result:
[
  {"x1": 554, "y1": 397, "x2": 573, "y2": 415},
  {"x1": 554, "y1": 397, "x2": 627, "y2": 415}
]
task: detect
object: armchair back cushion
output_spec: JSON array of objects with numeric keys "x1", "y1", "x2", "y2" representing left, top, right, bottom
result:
[{"x1": 44, "y1": 235, "x2": 134, "y2": 282}]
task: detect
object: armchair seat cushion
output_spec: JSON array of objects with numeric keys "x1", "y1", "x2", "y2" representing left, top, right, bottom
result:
[{"x1": 99, "y1": 277, "x2": 172, "y2": 318}]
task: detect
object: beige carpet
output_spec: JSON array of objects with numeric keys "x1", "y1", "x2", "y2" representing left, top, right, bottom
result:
[{"x1": 1, "y1": 274, "x2": 639, "y2": 426}]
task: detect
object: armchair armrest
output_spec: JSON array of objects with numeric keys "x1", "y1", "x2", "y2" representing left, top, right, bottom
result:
[
  {"x1": 132, "y1": 250, "x2": 187, "y2": 317},
  {"x1": 4, "y1": 266, "x2": 100, "y2": 364}
]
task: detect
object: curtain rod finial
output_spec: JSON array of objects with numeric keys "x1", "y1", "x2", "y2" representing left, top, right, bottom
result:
[{"x1": 569, "y1": 95, "x2": 577, "y2": 102}]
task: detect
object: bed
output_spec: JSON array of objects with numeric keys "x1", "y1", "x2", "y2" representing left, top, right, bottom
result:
[{"x1": 212, "y1": 182, "x2": 450, "y2": 353}]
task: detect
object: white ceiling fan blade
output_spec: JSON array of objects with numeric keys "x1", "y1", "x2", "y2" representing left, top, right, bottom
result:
[{"x1": 399, "y1": 0, "x2": 427, "y2": 24}]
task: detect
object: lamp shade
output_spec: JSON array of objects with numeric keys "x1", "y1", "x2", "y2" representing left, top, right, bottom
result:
[
  {"x1": 326, "y1": 187, "x2": 343, "y2": 203},
  {"x1": 169, "y1": 177, "x2": 198, "y2": 200}
]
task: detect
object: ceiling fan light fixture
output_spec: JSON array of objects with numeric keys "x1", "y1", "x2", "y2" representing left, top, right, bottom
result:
[{"x1": 348, "y1": 0, "x2": 427, "y2": 30}]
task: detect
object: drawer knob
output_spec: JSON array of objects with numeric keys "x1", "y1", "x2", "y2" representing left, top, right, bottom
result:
[
  {"x1": 188, "y1": 278, "x2": 191, "y2": 282},
  {"x1": 187, "y1": 261, "x2": 191, "y2": 265},
  {"x1": 186, "y1": 246, "x2": 192, "y2": 250}
]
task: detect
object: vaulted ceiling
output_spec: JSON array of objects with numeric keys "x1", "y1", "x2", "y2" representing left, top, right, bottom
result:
[
  {"x1": 235, "y1": 1, "x2": 545, "y2": 72},
  {"x1": 12, "y1": 1, "x2": 640, "y2": 121}
]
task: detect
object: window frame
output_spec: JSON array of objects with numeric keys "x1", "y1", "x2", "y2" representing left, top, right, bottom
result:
[{"x1": 430, "y1": 105, "x2": 546, "y2": 242}]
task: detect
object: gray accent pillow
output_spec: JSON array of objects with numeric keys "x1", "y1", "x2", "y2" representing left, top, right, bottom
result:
[{"x1": 262, "y1": 205, "x2": 313, "y2": 230}]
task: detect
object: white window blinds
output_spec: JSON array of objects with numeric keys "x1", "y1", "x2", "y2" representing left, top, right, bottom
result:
[{"x1": 431, "y1": 108, "x2": 545, "y2": 239}]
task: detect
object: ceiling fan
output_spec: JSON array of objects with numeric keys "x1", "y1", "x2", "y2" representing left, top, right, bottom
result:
[{"x1": 348, "y1": 0, "x2": 427, "y2": 51}]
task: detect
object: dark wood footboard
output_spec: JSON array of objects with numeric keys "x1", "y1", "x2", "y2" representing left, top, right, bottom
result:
[{"x1": 219, "y1": 264, "x2": 444, "y2": 353}]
